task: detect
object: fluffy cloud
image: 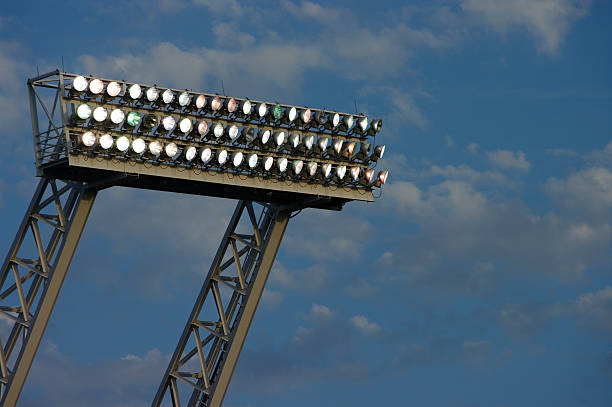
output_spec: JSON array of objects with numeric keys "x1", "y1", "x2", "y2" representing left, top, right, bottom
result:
[
  {"x1": 461, "y1": 0, "x2": 589, "y2": 54},
  {"x1": 546, "y1": 166, "x2": 612, "y2": 218},
  {"x1": 486, "y1": 149, "x2": 531, "y2": 172},
  {"x1": 350, "y1": 315, "x2": 381, "y2": 336}
]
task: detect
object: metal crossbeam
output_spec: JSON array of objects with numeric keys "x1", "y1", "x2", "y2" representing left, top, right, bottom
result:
[
  {"x1": 151, "y1": 200, "x2": 291, "y2": 407},
  {"x1": 0, "y1": 178, "x2": 96, "y2": 406}
]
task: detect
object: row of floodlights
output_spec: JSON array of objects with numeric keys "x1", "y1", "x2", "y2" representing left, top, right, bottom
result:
[
  {"x1": 71, "y1": 104, "x2": 385, "y2": 162},
  {"x1": 75, "y1": 131, "x2": 388, "y2": 187},
  {"x1": 69, "y1": 76, "x2": 382, "y2": 135}
]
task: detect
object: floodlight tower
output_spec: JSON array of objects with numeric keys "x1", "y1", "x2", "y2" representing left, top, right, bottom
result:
[{"x1": 0, "y1": 70, "x2": 388, "y2": 407}]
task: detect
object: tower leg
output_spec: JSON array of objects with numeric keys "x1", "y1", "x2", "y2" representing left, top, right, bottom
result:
[
  {"x1": 151, "y1": 201, "x2": 291, "y2": 407},
  {"x1": 0, "y1": 178, "x2": 96, "y2": 406}
]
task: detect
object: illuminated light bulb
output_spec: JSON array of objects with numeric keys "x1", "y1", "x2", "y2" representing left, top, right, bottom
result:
[
  {"x1": 217, "y1": 149, "x2": 228, "y2": 165},
  {"x1": 301, "y1": 108, "x2": 311, "y2": 124},
  {"x1": 99, "y1": 134, "x2": 113, "y2": 150},
  {"x1": 371, "y1": 145, "x2": 386, "y2": 161},
  {"x1": 128, "y1": 84, "x2": 142, "y2": 100},
  {"x1": 277, "y1": 157, "x2": 288, "y2": 173},
  {"x1": 149, "y1": 140, "x2": 163, "y2": 156},
  {"x1": 146, "y1": 87, "x2": 159, "y2": 102},
  {"x1": 358, "y1": 117, "x2": 368, "y2": 132},
  {"x1": 247, "y1": 153, "x2": 258, "y2": 169},
  {"x1": 374, "y1": 170, "x2": 389, "y2": 187},
  {"x1": 162, "y1": 89, "x2": 174, "y2": 104},
  {"x1": 228, "y1": 125, "x2": 239, "y2": 140},
  {"x1": 211, "y1": 96, "x2": 222, "y2": 111},
  {"x1": 132, "y1": 138, "x2": 146, "y2": 154},
  {"x1": 76, "y1": 104, "x2": 92, "y2": 120},
  {"x1": 292, "y1": 160, "x2": 303, "y2": 175},
  {"x1": 80, "y1": 131, "x2": 96, "y2": 147},
  {"x1": 273, "y1": 104, "x2": 282, "y2": 121},
  {"x1": 72, "y1": 76, "x2": 88, "y2": 92},
  {"x1": 263, "y1": 156, "x2": 274, "y2": 171},
  {"x1": 342, "y1": 141, "x2": 356, "y2": 158},
  {"x1": 350, "y1": 166, "x2": 361, "y2": 182},
  {"x1": 92, "y1": 106, "x2": 107, "y2": 122},
  {"x1": 116, "y1": 136, "x2": 130, "y2": 152},
  {"x1": 162, "y1": 116, "x2": 176, "y2": 131},
  {"x1": 288, "y1": 133, "x2": 301, "y2": 149},
  {"x1": 363, "y1": 168, "x2": 376, "y2": 184},
  {"x1": 106, "y1": 81, "x2": 122, "y2": 97},
  {"x1": 274, "y1": 131, "x2": 286, "y2": 147},
  {"x1": 165, "y1": 142, "x2": 178, "y2": 157},
  {"x1": 303, "y1": 134, "x2": 314, "y2": 150},
  {"x1": 140, "y1": 114, "x2": 157, "y2": 131},
  {"x1": 110, "y1": 109, "x2": 124, "y2": 124},
  {"x1": 197, "y1": 121, "x2": 208, "y2": 136},
  {"x1": 201, "y1": 147, "x2": 213, "y2": 164},
  {"x1": 343, "y1": 115, "x2": 354, "y2": 130},
  {"x1": 257, "y1": 103, "x2": 267, "y2": 118},
  {"x1": 321, "y1": 163, "x2": 332, "y2": 178},
  {"x1": 227, "y1": 98, "x2": 237, "y2": 113},
  {"x1": 335, "y1": 165, "x2": 347, "y2": 180},
  {"x1": 178, "y1": 118, "x2": 192, "y2": 133},
  {"x1": 317, "y1": 137, "x2": 329, "y2": 151},
  {"x1": 260, "y1": 129, "x2": 271, "y2": 145},
  {"x1": 287, "y1": 106, "x2": 297, "y2": 122},
  {"x1": 89, "y1": 78, "x2": 104, "y2": 95},
  {"x1": 306, "y1": 162, "x2": 318, "y2": 177},
  {"x1": 178, "y1": 91, "x2": 191, "y2": 107},
  {"x1": 367, "y1": 119, "x2": 383, "y2": 136},
  {"x1": 331, "y1": 112, "x2": 340, "y2": 128},
  {"x1": 185, "y1": 146, "x2": 197, "y2": 161},
  {"x1": 242, "y1": 99, "x2": 252, "y2": 115},
  {"x1": 328, "y1": 139, "x2": 343, "y2": 156},
  {"x1": 126, "y1": 112, "x2": 141, "y2": 127},
  {"x1": 195, "y1": 94, "x2": 206, "y2": 109},
  {"x1": 213, "y1": 123, "x2": 224, "y2": 139},
  {"x1": 232, "y1": 151, "x2": 244, "y2": 167}
]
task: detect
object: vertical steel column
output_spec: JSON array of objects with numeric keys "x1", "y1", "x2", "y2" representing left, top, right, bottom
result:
[
  {"x1": 151, "y1": 201, "x2": 291, "y2": 407},
  {"x1": 0, "y1": 178, "x2": 96, "y2": 407}
]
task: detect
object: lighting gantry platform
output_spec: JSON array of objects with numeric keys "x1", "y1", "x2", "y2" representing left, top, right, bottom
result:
[{"x1": 0, "y1": 70, "x2": 388, "y2": 407}]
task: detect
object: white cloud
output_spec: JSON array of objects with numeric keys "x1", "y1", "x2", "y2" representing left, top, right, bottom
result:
[
  {"x1": 350, "y1": 315, "x2": 381, "y2": 336},
  {"x1": 575, "y1": 286, "x2": 612, "y2": 333},
  {"x1": 269, "y1": 261, "x2": 329, "y2": 292},
  {"x1": 546, "y1": 166, "x2": 612, "y2": 218},
  {"x1": 461, "y1": 0, "x2": 589, "y2": 55},
  {"x1": 308, "y1": 303, "x2": 334, "y2": 322},
  {"x1": 487, "y1": 149, "x2": 531, "y2": 172}
]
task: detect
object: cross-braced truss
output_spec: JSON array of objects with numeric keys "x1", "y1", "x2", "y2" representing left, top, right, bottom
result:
[
  {"x1": 0, "y1": 178, "x2": 96, "y2": 406},
  {"x1": 152, "y1": 201, "x2": 290, "y2": 407}
]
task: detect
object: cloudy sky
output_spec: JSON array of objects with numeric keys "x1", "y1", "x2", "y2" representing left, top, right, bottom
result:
[{"x1": 1, "y1": 0, "x2": 611, "y2": 406}]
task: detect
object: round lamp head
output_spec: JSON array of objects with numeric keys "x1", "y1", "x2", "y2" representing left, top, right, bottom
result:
[
  {"x1": 301, "y1": 108, "x2": 311, "y2": 124},
  {"x1": 232, "y1": 152, "x2": 244, "y2": 167},
  {"x1": 99, "y1": 134, "x2": 113, "y2": 150},
  {"x1": 132, "y1": 138, "x2": 146, "y2": 154},
  {"x1": 149, "y1": 140, "x2": 163, "y2": 156},
  {"x1": 116, "y1": 136, "x2": 130, "y2": 152},
  {"x1": 146, "y1": 87, "x2": 159, "y2": 102},
  {"x1": 217, "y1": 149, "x2": 228, "y2": 165},
  {"x1": 197, "y1": 121, "x2": 208, "y2": 135},
  {"x1": 228, "y1": 125, "x2": 239, "y2": 140},
  {"x1": 185, "y1": 146, "x2": 197, "y2": 161},
  {"x1": 72, "y1": 76, "x2": 88, "y2": 92},
  {"x1": 274, "y1": 131, "x2": 286, "y2": 147},
  {"x1": 336, "y1": 165, "x2": 347, "y2": 180},
  {"x1": 141, "y1": 114, "x2": 157, "y2": 130},
  {"x1": 213, "y1": 123, "x2": 224, "y2": 139},
  {"x1": 277, "y1": 157, "x2": 288, "y2": 173},
  {"x1": 364, "y1": 168, "x2": 376, "y2": 183},
  {"x1": 260, "y1": 129, "x2": 271, "y2": 145},
  {"x1": 211, "y1": 96, "x2": 222, "y2": 111},
  {"x1": 92, "y1": 106, "x2": 107, "y2": 122},
  {"x1": 126, "y1": 111, "x2": 141, "y2": 127},
  {"x1": 106, "y1": 81, "x2": 122, "y2": 97},
  {"x1": 258, "y1": 103, "x2": 268, "y2": 118},
  {"x1": 178, "y1": 91, "x2": 191, "y2": 107},
  {"x1": 89, "y1": 79, "x2": 104, "y2": 95},
  {"x1": 110, "y1": 109, "x2": 125, "y2": 125},
  {"x1": 306, "y1": 161, "x2": 318, "y2": 177},
  {"x1": 303, "y1": 134, "x2": 314, "y2": 150},
  {"x1": 162, "y1": 89, "x2": 174, "y2": 104},
  {"x1": 195, "y1": 94, "x2": 206, "y2": 109},
  {"x1": 321, "y1": 163, "x2": 332, "y2": 178},
  {"x1": 242, "y1": 100, "x2": 252, "y2": 115},
  {"x1": 76, "y1": 104, "x2": 92, "y2": 120},
  {"x1": 331, "y1": 112, "x2": 340, "y2": 128},
  {"x1": 227, "y1": 98, "x2": 237, "y2": 113},
  {"x1": 201, "y1": 148, "x2": 213, "y2": 164},
  {"x1": 358, "y1": 117, "x2": 368, "y2": 132},
  {"x1": 179, "y1": 118, "x2": 192, "y2": 133},
  {"x1": 263, "y1": 156, "x2": 274, "y2": 171},
  {"x1": 80, "y1": 131, "x2": 96, "y2": 147},
  {"x1": 293, "y1": 160, "x2": 303, "y2": 175},
  {"x1": 287, "y1": 106, "x2": 297, "y2": 122},
  {"x1": 273, "y1": 104, "x2": 282, "y2": 121},
  {"x1": 162, "y1": 116, "x2": 176, "y2": 131},
  {"x1": 288, "y1": 133, "x2": 301, "y2": 149},
  {"x1": 247, "y1": 153, "x2": 258, "y2": 169},
  {"x1": 128, "y1": 84, "x2": 142, "y2": 100},
  {"x1": 350, "y1": 166, "x2": 361, "y2": 181},
  {"x1": 165, "y1": 142, "x2": 178, "y2": 158}
]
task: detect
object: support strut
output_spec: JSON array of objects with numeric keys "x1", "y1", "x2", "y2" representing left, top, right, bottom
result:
[
  {"x1": 0, "y1": 178, "x2": 96, "y2": 406},
  {"x1": 151, "y1": 200, "x2": 291, "y2": 407}
]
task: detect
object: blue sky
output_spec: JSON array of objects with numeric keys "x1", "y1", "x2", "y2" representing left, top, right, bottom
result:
[{"x1": 1, "y1": 0, "x2": 611, "y2": 406}]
